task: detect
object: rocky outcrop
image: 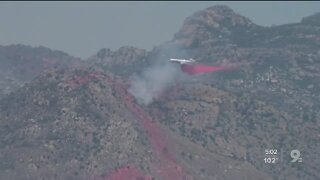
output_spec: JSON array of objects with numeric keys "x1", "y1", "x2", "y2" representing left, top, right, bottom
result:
[
  {"x1": 0, "y1": 44, "x2": 84, "y2": 98},
  {"x1": 88, "y1": 46, "x2": 147, "y2": 77},
  {"x1": 173, "y1": 5, "x2": 259, "y2": 48}
]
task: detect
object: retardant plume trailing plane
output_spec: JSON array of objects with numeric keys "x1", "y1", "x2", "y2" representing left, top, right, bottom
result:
[{"x1": 169, "y1": 58, "x2": 238, "y2": 75}]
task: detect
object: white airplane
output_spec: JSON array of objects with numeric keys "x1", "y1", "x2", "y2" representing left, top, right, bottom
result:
[{"x1": 169, "y1": 58, "x2": 196, "y2": 64}]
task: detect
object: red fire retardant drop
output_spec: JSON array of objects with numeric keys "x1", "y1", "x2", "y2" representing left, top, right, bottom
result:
[
  {"x1": 63, "y1": 73, "x2": 103, "y2": 87},
  {"x1": 67, "y1": 73, "x2": 188, "y2": 180},
  {"x1": 181, "y1": 64, "x2": 235, "y2": 74},
  {"x1": 104, "y1": 76, "x2": 188, "y2": 180},
  {"x1": 63, "y1": 63, "x2": 239, "y2": 180},
  {"x1": 64, "y1": 64, "x2": 236, "y2": 180}
]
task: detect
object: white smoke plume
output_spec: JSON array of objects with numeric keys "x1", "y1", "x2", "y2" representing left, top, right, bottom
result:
[
  {"x1": 127, "y1": 44, "x2": 241, "y2": 105},
  {"x1": 128, "y1": 45, "x2": 187, "y2": 105}
]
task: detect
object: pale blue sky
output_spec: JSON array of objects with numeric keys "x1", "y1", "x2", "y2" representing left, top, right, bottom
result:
[{"x1": 1, "y1": 1, "x2": 320, "y2": 58}]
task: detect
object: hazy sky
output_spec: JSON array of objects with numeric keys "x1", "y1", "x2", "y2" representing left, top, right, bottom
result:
[{"x1": 1, "y1": 1, "x2": 320, "y2": 58}]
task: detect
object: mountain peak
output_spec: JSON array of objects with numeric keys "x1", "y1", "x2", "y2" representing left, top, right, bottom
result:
[
  {"x1": 187, "y1": 5, "x2": 254, "y2": 28},
  {"x1": 301, "y1": 12, "x2": 320, "y2": 25},
  {"x1": 205, "y1": 5, "x2": 237, "y2": 17},
  {"x1": 172, "y1": 5, "x2": 256, "y2": 48}
]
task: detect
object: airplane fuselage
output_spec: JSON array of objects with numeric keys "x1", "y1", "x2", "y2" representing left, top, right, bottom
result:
[{"x1": 169, "y1": 58, "x2": 195, "y2": 64}]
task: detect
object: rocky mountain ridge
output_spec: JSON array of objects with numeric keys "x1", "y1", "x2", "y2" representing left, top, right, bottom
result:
[
  {"x1": 0, "y1": 44, "x2": 85, "y2": 98},
  {"x1": 0, "y1": 5, "x2": 319, "y2": 180}
]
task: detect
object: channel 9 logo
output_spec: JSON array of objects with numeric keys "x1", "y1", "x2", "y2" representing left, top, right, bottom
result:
[{"x1": 290, "y1": 149, "x2": 302, "y2": 163}]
